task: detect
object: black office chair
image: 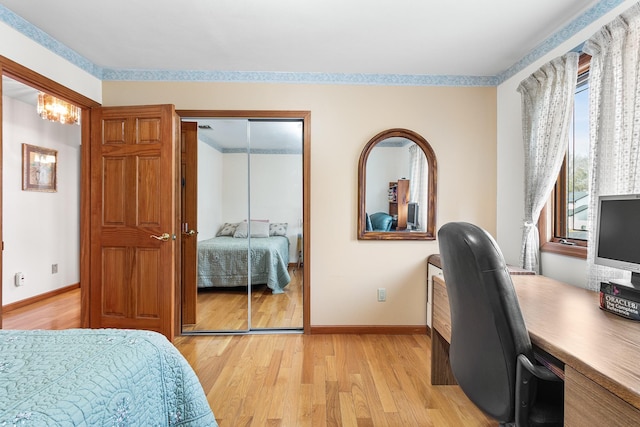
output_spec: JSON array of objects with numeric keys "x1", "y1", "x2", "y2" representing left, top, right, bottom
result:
[{"x1": 437, "y1": 222, "x2": 564, "y2": 427}]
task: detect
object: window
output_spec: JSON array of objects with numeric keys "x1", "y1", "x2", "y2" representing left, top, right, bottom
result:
[{"x1": 540, "y1": 53, "x2": 591, "y2": 258}]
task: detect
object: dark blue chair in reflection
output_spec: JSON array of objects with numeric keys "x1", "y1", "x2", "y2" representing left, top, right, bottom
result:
[{"x1": 368, "y1": 212, "x2": 393, "y2": 231}]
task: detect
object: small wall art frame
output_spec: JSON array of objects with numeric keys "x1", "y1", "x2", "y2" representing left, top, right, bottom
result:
[{"x1": 22, "y1": 143, "x2": 57, "y2": 192}]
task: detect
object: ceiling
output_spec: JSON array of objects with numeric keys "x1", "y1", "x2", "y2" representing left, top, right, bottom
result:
[
  {"x1": 184, "y1": 118, "x2": 303, "y2": 153},
  {"x1": 0, "y1": 0, "x2": 605, "y2": 81},
  {"x1": 0, "y1": 1, "x2": 617, "y2": 150}
]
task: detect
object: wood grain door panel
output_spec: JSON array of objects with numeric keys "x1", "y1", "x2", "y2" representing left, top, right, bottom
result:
[
  {"x1": 102, "y1": 158, "x2": 127, "y2": 225},
  {"x1": 90, "y1": 105, "x2": 178, "y2": 340},
  {"x1": 138, "y1": 156, "x2": 162, "y2": 225}
]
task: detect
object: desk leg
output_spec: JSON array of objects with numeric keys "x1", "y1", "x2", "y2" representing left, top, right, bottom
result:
[{"x1": 431, "y1": 329, "x2": 457, "y2": 385}]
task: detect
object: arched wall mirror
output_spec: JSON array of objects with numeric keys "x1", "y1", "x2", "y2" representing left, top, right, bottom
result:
[{"x1": 358, "y1": 128, "x2": 437, "y2": 240}]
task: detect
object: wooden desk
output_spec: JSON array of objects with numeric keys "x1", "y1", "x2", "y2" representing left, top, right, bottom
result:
[
  {"x1": 426, "y1": 254, "x2": 533, "y2": 332},
  {"x1": 431, "y1": 274, "x2": 640, "y2": 426}
]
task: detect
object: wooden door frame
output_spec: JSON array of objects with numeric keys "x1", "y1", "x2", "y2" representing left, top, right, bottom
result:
[
  {"x1": 176, "y1": 110, "x2": 311, "y2": 333},
  {"x1": 0, "y1": 56, "x2": 100, "y2": 328},
  {"x1": 180, "y1": 121, "x2": 198, "y2": 325}
]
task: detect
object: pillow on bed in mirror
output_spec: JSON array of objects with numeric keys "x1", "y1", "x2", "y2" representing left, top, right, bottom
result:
[
  {"x1": 216, "y1": 222, "x2": 240, "y2": 237},
  {"x1": 269, "y1": 223, "x2": 288, "y2": 236},
  {"x1": 233, "y1": 220, "x2": 270, "y2": 238}
]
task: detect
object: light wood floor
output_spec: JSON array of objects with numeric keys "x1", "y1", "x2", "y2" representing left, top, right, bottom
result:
[
  {"x1": 2, "y1": 289, "x2": 494, "y2": 427},
  {"x1": 2, "y1": 288, "x2": 81, "y2": 330},
  {"x1": 184, "y1": 266, "x2": 303, "y2": 332}
]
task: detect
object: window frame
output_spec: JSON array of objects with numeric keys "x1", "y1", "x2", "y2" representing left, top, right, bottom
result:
[{"x1": 539, "y1": 53, "x2": 591, "y2": 260}]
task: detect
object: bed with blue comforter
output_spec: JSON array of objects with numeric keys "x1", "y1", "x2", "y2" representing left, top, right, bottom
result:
[
  {"x1": 197, "y1": 236, "x2": 291, "y2": 294},
  {"x1": 0, "y1": 329, "x2": 217, "y2": 426}
]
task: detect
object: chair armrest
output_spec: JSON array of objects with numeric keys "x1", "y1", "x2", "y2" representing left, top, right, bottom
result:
[
  {"x1": 515, "y1": 354, "x2": 563, "y2": 427},
  {"x1": 518, "y1": 354, "x2": 562, "y2": 382}
]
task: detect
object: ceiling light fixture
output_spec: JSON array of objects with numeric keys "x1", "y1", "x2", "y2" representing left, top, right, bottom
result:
[{"x1": 37, "y1": 92, "x2": 80, "y2": 125}]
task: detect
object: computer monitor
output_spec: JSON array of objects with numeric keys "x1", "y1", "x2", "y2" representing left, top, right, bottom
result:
[
  {"x1": 594, "y1": 194, "x2": 640, "y2": 288},
  {"x1": 407, "y1": 202, "x2": 419, "y2": 230}
]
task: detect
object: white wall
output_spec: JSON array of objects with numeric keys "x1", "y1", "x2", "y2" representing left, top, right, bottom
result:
[
  {"x1": 199, "y1": 148, "x2": 303, "y2": 261},
  {"x1": 366, "y1": 146, "x2": 411, "y2": 214},
  {"x1": 496, "y1": 0, "x2": 638, "y2": 288},
  {"x1": 219, "y1": 153, "x2": 249, "y2": 226},
  {"x1": 250, "y1": 153, "x2": 303, "y2": 261},
  {"x1": 103, "y1": 81, "x2": 497, "y2": 327},
  {"x1": 197, "y1": 139, "x2": 223, "y2": 241},
  {"x1": 2, "y1": 95, "x2": 80, "y2": 305},
  {"x1": 0, "y1": 21, "x2": 101, "y2": 103}
]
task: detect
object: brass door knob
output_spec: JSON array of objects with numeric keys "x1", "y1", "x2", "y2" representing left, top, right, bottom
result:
[{"x1": 150, "y1": 233, "x2": 171, "y2": 242}]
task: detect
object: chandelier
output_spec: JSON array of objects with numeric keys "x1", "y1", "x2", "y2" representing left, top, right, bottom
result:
[{"x1": 37, "y1": 92, "x2": 80, "y2": 125}]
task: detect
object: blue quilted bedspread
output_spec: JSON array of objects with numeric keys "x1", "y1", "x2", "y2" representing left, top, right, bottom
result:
[
  {"x1": 197, "y1": 236, "x2": 291, "y2": 293},
  {"x1": 0, "y1": 329, "x2": 217, "y2": 426}
]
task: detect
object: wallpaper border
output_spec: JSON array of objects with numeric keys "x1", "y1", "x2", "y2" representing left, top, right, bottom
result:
[{"x1": 0, "y1": 0, "x2": 625, "y2": 86}]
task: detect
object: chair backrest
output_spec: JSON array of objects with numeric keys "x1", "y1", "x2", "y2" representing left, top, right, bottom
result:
[
  {"x1": 369, "y1": 212, "x2": 393, "y2": 231},
  {"x1": 437, "y1": 222, "x2": 534, "y2": 422},
  {"x1": 365, "y1": 213, "x2": 373, "y2": 231}
]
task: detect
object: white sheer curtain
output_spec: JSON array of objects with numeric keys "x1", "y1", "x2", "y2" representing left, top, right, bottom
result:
[
  {"x1": 517, "y1": 52, "x2": 579, "y2": 273},
  {"x1": 409, "y1": 144, "x2": 427, "y2": 230},
  {"x1": 583, "y1": 4, "x2": 640, "y2": 290}
]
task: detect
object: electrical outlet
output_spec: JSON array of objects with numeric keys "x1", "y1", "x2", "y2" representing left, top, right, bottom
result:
[
  {"x1": 14, "y1": 272, "x2": 24, "y2": 287},
  {"x1": 52, "y1": 264, "x2": 58, "y2": 274},
  {"x1": 377, "y1": 288, "x2": 386, "y2": 302}
]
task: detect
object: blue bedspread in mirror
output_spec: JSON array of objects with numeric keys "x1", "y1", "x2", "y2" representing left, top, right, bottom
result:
[
  {"x1": 197, "y1": 236, "x2": 291, "y2": 294},
  {"x1": 0, "y1": 329, "x2": 217, "y2": 426}
]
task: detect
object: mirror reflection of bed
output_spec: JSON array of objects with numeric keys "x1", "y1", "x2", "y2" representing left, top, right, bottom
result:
[{"x1": 181, "y1": 116, "x2": 304, "y2": 333}]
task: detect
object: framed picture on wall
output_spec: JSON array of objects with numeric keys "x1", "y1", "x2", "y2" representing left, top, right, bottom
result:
[{"x1": 22, "y1": 143, "x2": 57, "y2": 192}]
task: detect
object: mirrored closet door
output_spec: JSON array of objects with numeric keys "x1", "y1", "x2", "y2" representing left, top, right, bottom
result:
[{"x1": 181, "y1": 115, "x2": 304, "y2": 333}]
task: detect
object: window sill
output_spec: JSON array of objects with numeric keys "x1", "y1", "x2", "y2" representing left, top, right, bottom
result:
[{"x1": 540, "y1": 241, "x2": 587, "y2": 259}]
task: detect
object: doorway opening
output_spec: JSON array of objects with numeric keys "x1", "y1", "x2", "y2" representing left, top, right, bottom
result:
[{"x1": 1, "y1": 76, "x2": 82, "y2": 322}]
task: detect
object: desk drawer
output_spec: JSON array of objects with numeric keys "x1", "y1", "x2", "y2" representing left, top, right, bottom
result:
[{"x1": 432, "y1": 276, "x2": 452, "y2": 343}]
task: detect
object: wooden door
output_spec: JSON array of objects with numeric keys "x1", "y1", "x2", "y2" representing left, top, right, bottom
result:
[
  {"x1": 181, "y1": 121, "x2": 198, "y2": 325},
  {"x1": 89, "y1": 105, "x2": 179, "y2": 341}
]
